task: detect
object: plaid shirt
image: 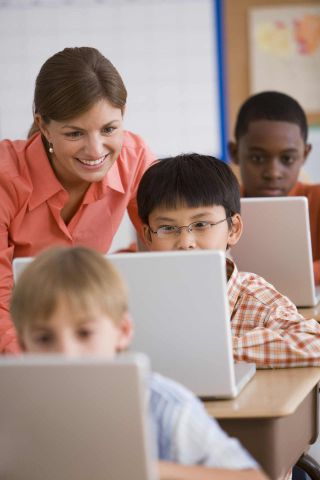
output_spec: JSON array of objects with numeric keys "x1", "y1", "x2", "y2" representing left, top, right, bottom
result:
[{"x1": 227, "y1": 259, "x2": 320, "y2": 368}]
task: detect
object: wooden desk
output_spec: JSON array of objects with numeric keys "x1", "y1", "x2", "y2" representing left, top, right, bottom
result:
[
  {"x1": 204, "y1": 368, "x2": 320, "y2": 480},
  {"x1": 299, "y1": 302, "x2": 320, "y2": 322}
]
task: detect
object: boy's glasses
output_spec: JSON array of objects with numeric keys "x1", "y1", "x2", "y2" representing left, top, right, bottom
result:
[{"x1": 149, "y1": 217, "x2": 231, "y2": 239}]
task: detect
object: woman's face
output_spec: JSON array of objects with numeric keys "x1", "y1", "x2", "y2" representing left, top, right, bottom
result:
[{"x1": 36, "y1": 99, "x2": 124, "y2": 190}]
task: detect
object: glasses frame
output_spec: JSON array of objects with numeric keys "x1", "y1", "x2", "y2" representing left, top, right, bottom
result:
[{"x1": 148, "y1": 216, "x2": 232, "y2": 238}]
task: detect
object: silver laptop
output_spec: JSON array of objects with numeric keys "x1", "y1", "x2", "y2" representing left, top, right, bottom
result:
[
  {"x1": 231, "y1": 197, "x2": 320, "y2": 308},
  {"x1": 108, "y1": 250, "x2": 255, "y2": 399},
  {"x1": 0, "y1": 353, "x2": 157, "y2": 480},
  {"x1": 12, "y1": 251, "x2": 255, "y2": 399}
]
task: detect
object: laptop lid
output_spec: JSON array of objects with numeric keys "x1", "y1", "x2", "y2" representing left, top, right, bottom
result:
[
  {"x1": 231, "y1": 197, "x2": 319, "y2": 308},
  {"x1": 12, "y1": 251, "x2": 255, "y2": 399},
  {"x1": 109, "y1": 250, "x2": 255, "y2": 399},
  {"x1": 0, "y1": 353, "x2": 157, "y2": 480}
]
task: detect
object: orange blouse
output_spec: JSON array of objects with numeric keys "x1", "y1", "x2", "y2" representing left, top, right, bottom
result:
[{"x1": 0, "y1": 131, "x2": 155, "y2": 353}]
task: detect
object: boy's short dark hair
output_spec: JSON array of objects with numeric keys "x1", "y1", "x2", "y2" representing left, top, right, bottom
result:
[
  {"x1": 137, "y1": 153, "x2": 240, "y2": 225},
  {"x1": 234, "y1": 91, "x2": 308, "y2": 142}
]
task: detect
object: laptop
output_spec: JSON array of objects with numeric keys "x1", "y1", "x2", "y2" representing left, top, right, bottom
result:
[
  {"x1": 108, "y1": 250, "x2": 255, "y2": 399},
  {"x1": 0, "y1": 353, "x2": 157, "y2": 480},
  {"x1": 231, "y1": 197, "x2": 320, "y2": 308},
  {"x1": 13, "y1": 251, "x2": 255, "y2": 399}
]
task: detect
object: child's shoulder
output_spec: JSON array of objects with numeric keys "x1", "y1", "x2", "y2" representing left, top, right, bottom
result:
[
  {"x1": 237, "y1": 270, "x2": 295, "y2": 310},
  {"x1": 149, "y1": 373, "x2": 208, "y2": 425},
  {"x1": 149, "y1": 372, "x2": 197, "y2": 407},
  {"x1": 148, "y1": 373, "x2": 212, "y2": 445},
  {"x1": 291, "y1": 181, "x2": 320, "y2": 198}
]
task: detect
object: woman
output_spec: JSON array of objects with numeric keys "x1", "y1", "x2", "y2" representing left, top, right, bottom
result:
[{"x1": 0, "y1": 46, "x2": 155, "y2": 354}]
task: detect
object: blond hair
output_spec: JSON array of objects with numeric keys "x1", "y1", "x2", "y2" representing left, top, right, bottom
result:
[{"x1": 10, "y1": 246, "x2": 128, "y2": 336}]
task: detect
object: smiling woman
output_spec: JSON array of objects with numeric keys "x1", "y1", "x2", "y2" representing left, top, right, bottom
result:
[{"x1": 0, "y1": 46, "x2": 155, "y2": 354}]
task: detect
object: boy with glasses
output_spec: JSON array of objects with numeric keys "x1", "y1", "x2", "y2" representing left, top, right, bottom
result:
[{"x1": 137, "y1": 153, "x2": 320, "y2": 368}]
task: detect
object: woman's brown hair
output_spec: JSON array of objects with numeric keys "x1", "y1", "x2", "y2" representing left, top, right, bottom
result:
[{"x1": 28, "y1": 46, "x2": 127, "y2": 138}]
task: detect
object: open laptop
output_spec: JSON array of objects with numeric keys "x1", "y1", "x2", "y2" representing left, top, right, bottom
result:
[
  {"x1": 109, "y1": 250, "x2": 255, "y2": 399},
  {"x1": 13, "y1": 251, "x2": 255, "y2": 399},
  {"x1": 0, "y1": 353, "x2": 157, "y2": 480},
  {"x1": 231, "y1": 197, "x2": 320, "y2": 308}
]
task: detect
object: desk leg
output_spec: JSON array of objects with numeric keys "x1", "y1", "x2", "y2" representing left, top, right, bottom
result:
[{"x1": 296, "y1": 453, "x2": 320, "y2": 480}]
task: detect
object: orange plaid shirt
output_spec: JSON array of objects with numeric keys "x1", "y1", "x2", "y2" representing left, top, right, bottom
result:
[{"x1": 227, "y1": 259, "x2": 320, "y2": 368}]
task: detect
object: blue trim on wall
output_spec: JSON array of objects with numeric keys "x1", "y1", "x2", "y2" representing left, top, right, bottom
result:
[{"x1": 212, "y1": 0, "x2": 228, "y2": 162}]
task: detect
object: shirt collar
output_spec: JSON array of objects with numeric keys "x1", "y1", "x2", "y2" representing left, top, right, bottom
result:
[{"x1": 226, "y1": 257, "x2": 242, "y2": 315}]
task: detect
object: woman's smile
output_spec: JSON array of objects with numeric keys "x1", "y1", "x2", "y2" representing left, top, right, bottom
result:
[{"x1": 75, "y1": 153, "x2": 109, "y2": 169}]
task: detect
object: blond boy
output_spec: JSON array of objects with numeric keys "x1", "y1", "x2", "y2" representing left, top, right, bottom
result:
[{"x1": 10, "y1": 246, "x2": 267, "y2": 480}]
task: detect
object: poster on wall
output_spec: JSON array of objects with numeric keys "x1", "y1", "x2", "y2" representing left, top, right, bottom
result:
[{"x1": 249, "y1": 5, "x2": 320, "y2": 115}]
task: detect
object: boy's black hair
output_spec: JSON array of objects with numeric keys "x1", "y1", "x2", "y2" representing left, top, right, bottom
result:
[
  {"x1": 137, "y1": 153, "x2": 240, "y2": 226},
  {"x1": 234, "y1": 91, "x2": 308, "y2": 142}
]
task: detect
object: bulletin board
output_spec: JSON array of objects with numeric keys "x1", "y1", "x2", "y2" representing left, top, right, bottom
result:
[
  {"x1": 249, "y1": 5, "x2": 320, "y2": 116},
  {"x1": 0, "y1": 0, "x2": 227, "y2": 160}
]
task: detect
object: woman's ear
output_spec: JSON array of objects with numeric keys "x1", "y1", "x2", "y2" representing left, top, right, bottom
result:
[
  {"x1": 34, "y1": 114, "x2": 50, "y2": 140},
  {"x1": 116, "y1": 312, "x2": 134, "y2": 352},
  {"x1": 227, "y1": 213, "x2": 243, "y2": 248}
]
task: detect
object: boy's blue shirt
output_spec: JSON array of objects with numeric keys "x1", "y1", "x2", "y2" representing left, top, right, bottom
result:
[{"x1": 148, "y1": 372, "x2": 257, "y2": 469}]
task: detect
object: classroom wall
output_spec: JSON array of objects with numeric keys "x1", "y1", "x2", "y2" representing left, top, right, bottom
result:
[{"x1": 0, "y1": 0, "x2": 224, "y2": 159}]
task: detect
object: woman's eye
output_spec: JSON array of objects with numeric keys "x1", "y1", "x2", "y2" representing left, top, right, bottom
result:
[
  {"x1": 64, "y1": 131, "x2": 83, "y2": 138},
  {"x1": 102, "y1": 126, "x2": 116, "y2": 135}
]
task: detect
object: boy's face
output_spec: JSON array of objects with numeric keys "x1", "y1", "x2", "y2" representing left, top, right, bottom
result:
[
  {"x1": 142, "y1": 205, "x2": 242, "y2": 251},
  {"x1": 21, "y1": 296, "x2": 132, "y2": 357},
  {"x1": 229, "y1": 120, "x2": 312, "y2": 197}
]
